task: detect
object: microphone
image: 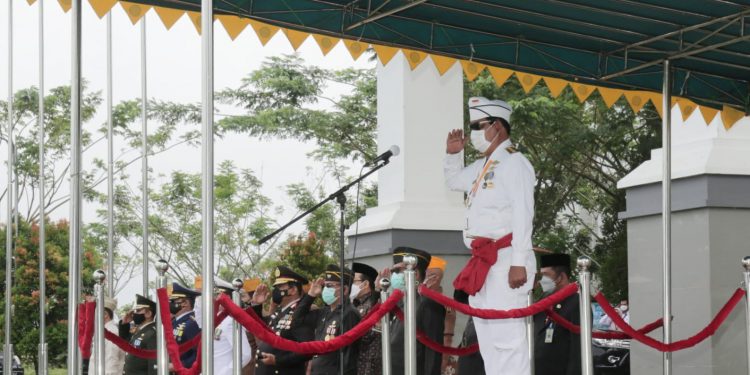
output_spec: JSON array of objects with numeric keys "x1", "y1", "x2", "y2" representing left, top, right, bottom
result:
[{"x1": 366, "y1": 145, "x2": 400, "y2": 166}]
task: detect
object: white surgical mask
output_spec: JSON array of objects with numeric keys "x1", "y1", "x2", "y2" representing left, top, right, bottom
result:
[
  {"x1": 349, "y1": 283, "x2": 361, "y2": 302},
  {"x1": 470, "y1": 130, "x2": 492, "y2": 153},
  {"x1": 619, "y1": 305, "x2": 629, "y2": 313},
  {"x1": 539, "y1": 275, "x2": 556, "y2": 293}
]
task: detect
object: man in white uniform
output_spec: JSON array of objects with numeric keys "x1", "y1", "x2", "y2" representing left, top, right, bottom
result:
[
  {"x1": 210, "y1": 277, "x2": 253, "y2": 375},
  {"x1": 444, "y1": 96, "x2": 536, "y2": 375},
  {"x1": 89, "y1": 297, "x2": 126, "y2": 375}
]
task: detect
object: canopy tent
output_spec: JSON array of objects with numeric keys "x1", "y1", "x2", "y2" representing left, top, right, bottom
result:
[
  {"x1": 7, "y1": 1, "x2": 750, "y2": 375},
  {"x1": 37, "y1": 0, "x2": 750, "y2": 127}
]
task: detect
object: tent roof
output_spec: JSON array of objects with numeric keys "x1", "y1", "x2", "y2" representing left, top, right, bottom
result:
[{"x1": 121, "y1": 0, "x2": 750, "y2": 110}]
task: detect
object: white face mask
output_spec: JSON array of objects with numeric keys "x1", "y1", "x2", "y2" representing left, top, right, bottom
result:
[
  {"x1": 539, "y1": 275, "x2": 556, "y2": 293},
  {"x1": 349, "y1": 283, "x2": 362, "y2": 302},
  {"x1": 619, "y1": 305, "x2": 628, "y2": 313},
  {"x1": 470, "y1": 129, "x2": 492, "y2": 153}
]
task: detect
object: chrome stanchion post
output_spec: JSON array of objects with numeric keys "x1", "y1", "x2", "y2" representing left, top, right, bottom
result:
[
  {"x1": 743, "y1": 256, "x2": 750, "y2": 375},
  {"x1": 380, "y1": 278, "x2": 392, "y2": 375},
  {"x1": 232, "y1": 278, "x2": 243, "y2": 375},
  {"x1": 156, "y1": 259, "x2": 169, "y2": 375},
  {"x1": 527, "y1": 290, "x2": 535, "y2": 374},
  {"x1": 403, "y1": 255, "x2": 418, "y2": 375},
  {"x1": 93, "y1": 270, "x2": 106, "y2": 375},
  {"x1": 578, "y1": 256, "x2": 594, "y2": 375}
]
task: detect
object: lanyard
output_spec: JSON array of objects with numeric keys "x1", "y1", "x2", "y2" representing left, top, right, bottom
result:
[{"x1": 466, "y1": 158, "x2": 494, "y2": 207}]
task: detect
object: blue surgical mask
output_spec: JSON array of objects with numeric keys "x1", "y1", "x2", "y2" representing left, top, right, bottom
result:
[
  {"x1": 322, "y1": 287, "x2": 337, "y2": 305},
  {"x1": 390, "y1": 273, "x2": 406, "y2": 292}
]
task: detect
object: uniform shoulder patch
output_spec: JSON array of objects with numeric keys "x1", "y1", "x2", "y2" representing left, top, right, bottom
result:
[{"x1": 506, "y1": 146, "x2": 517, "y2": 153}]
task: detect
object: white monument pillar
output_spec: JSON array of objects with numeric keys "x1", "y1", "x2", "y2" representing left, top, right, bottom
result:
[
  {"x1": 618, "y1": 107, "x2": 750, "y2": 375},
  {"x1": 347, "y1": 51, "x2": 465, "y2": 275}
]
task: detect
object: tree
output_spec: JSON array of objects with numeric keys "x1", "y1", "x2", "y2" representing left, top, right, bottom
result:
[{"x1": 0, "y1": 219, "x2": 101, "y2": 372}]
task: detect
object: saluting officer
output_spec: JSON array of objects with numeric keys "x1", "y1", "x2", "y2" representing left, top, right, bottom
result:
[
  {"x1": 168, "y1": 282, "x2": 202, "y2": 369},
  {"x1": 250, "y1": 266, "x2": 316, "y2": 375},
  {"x1": 213, "y1": 277, "x2": 253, "y2": 375},
  {"x1": 533, "y1": 253, "x2": 581, "y2": 375},
  {"x1": 119, "y1": 294, "x2": 158, "y2": 375},
  {"x1": 302, "y1": 264, "x2": 361, "y2": 375}
]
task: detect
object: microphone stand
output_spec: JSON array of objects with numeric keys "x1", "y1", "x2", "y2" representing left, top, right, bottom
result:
[{"x1": 258, "y1": 157, "x2": 394, "y2": 375}]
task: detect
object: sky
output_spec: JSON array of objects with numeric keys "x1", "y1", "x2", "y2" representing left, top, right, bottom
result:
[{"x1": 0, "y1": 0, "x2": 375, "y2": 305}]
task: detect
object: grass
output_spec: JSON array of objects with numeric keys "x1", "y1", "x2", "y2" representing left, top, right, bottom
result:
[{"x1": 23, "y1": 366, "x2": 67, "y2": 375}]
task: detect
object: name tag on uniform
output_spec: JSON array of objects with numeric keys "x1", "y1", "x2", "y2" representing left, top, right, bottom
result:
[{"x1": 544, "y1": 327, "x2": 554, "y2": 343}]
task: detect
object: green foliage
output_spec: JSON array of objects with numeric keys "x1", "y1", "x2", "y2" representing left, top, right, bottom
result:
[
  {"x1": 0, "y1": 219, "x2": 101, "y2": 370},
  {"x1": 217, "y1": 55, "x2": 377, "y2": 162}
]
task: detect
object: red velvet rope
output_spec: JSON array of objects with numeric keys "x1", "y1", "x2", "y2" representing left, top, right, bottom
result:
[
  {"x1": 99, "y1": 295, "x2": 226, "y2": 361},
  {"x1": 418, "y1": 283, "x2": 579, "y2": 319},
  {"x1": 216, "y1": 289, "x2": 405, "y2": 354},
  {"x1": 77, "y1": 302, "x2": 96, "y2": 359},
  {"x1": 594, "y1": 288, "x2": 745, "y2": 352},
  {"x1": 392, "y1": 307, "x2": 480, "y2": 356},
  {"x1": 545, "y1": 309, "x2": 664, "y2": 339},
  {"x1": 156, "y1": 288, "x2": 203, "y2": 375}
]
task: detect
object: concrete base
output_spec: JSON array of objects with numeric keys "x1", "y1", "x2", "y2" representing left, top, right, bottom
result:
[{"x1": 626, "y1": 207, "x2": 749, "y2": 375}]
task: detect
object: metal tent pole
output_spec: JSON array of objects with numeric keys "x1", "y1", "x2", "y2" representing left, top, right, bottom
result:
[
  {"x1": 4, "y1": 0, "x2": 14, "y2": 372},
  {"x1": 201, "y1": 0, "x2": 216, "y2": 373},
  {"x1": 106, "y1": 11, "x2": 115, "y2": 299},
  {"x1": 141, "y1": 17, "x2": 149, "y2": 297},
  {"x1": 662, "y1": 59, "x2": 673, "y2": 375},
  {"x1": 38, "y1": 0, "x2": 48, "y2": 373},
  {"x1": 67, "y1": 0, "x2": 84, "y2": 374},
  {"x1": 742, "y1": 256, "x2": 750, "y2": 375}
]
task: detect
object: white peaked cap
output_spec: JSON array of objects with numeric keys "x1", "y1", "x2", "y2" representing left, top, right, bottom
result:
[{"x1": 468, "y1": 96, "x2": 512, "y2": 123}]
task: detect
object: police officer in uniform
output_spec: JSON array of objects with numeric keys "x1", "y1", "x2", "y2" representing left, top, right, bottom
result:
[
  {"x1": 301, "y1": 264, "x2": 361, "y2": 375},
  {"x1": 169, "y1": 283, "x2": 202, "y2": 369},
  {"x1": 533, "y1": 253, "x2": 581, "y2": 375},
  {"x1": 378, "y1": 247, "x2": 444, "y2": 375},
  {"x1": 119, "y1": 294, "x2": 157, "y2": 375},
  {"x1": 250, "y1": 266, "x2": 316, "y2": 375},
  {"x1": 351, "y1": 262, "x2": 381, "y2": 375},
  {"x1": 445, "y1": 97, "x2": 536, "y2": 375}
]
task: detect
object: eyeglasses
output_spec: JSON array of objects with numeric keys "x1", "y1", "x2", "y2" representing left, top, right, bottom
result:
[{"x1": 469, "y1": 119, "x2": 494, "y2": 131}]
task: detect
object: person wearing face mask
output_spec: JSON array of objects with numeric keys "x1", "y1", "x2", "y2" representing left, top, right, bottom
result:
[
  {"x1": 299, "y1": 264, "x2": 361, "y2": 375},
  {"x1": 533, "y1": 253, "x2": 581, "y2": 375},
  {"x1": 118, "y1": 294, "x2": 158, "y2": 374},
  {"x1": 376, "y1": 247, "x2": 444, "y2": 375},
  {"x1": 350, "y1": 262, "x2": 382, "y2": 375},
  {"x1": 168, "y1": 283, "x2": 202, "y2": 370},
  {"x1": 89, "y1": 297, "x2": 126, "y2": 375},
  {"x1": 250, "y1": 266, "x2": 316, "y2": 375},
  {"x1": 444, "y1": 96, "x2": 536, "y2": 375},
  {"x1": 597, "y1": 299, "x2": 629, "y2": 331}
]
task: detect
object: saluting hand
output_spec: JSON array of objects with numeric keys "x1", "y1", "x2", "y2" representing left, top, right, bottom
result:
[
  {"x1": 252, "y1": 284, "x2": 270, "y2": 305},
  {"x1": 308, "y1": 278, "x2": 324, "y2": 298},
  {"x1": 446, "y1": 129, "x2": 466, "y2": 154}
]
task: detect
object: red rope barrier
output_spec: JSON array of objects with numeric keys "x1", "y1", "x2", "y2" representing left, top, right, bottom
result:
[
  {"x1": 77, "y1": 302, "x2": 96, "y2": 359},
  {"x1": 157, "y1": 288, "x2": 202, "y2": 375},
  {"x1": 545, "y1": 309, "x2": 664, "y2": 339},
  {"x1": 418, "y1": 283, "x2": 579, "y2": 319},
  {"x1": 392, "y1": 307, "x2": 480, "y2": 356},
  {"x1": 594, "y1": 288, "x2": 745, "y2": 352},
  {"x1": 216, "y1": 289, "x2": 404, "y2": 354}
]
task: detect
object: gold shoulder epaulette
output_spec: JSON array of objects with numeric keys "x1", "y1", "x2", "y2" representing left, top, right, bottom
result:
[{"x1": 506, "y1": 146, "x2": 517, "y2": 153}]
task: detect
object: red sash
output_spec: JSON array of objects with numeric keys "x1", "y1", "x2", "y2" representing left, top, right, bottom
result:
[{"x1": 453, "y1": 233, "x2": 513, "y2": 296}]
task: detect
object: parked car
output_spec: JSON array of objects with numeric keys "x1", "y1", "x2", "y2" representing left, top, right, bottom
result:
[
  {"x1": 593, "y1": 335, "x2": 630, "y2": 375},
  {"x1": 0, "y1": 353, "x2": 24, "y2": 375}
]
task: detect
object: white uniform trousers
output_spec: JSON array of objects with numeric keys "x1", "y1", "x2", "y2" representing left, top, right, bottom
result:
[{"x1": 469, "y1": 245, "x2": 535, "y2": 375}]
